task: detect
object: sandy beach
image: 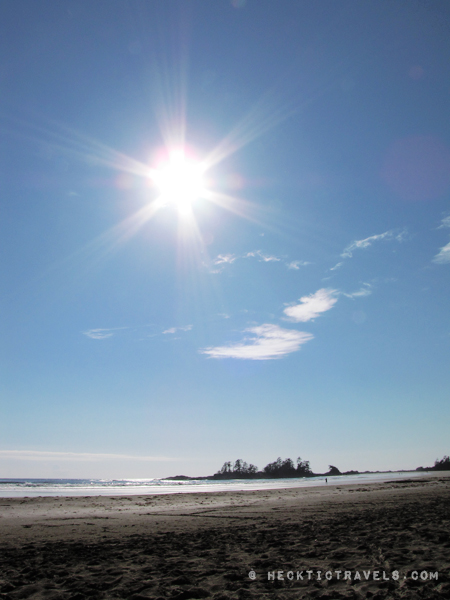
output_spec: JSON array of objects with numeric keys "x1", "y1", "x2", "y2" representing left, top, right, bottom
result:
[{"x1": 0, "y1": 473, "x2": 449, "y2": 599}]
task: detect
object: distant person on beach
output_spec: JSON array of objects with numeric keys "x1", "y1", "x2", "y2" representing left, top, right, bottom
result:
[{"x1": 325, "y1": 478, "x2": 327, "y2": 483}]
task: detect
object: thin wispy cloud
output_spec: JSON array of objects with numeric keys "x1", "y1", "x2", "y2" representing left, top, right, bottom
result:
[
  {"x1": 245, "y1": 250, "x2": 281, "y2": 262},
  {"x1": 438, "y1": 215, "x2": 450, "y2": 229},
  {"x1": 0, "y1": 450, "x2": 175, "y2": 462},
  {"x1": 200, "y1": 324, "x2": 313, "y2": 360},
  {"x1": 341, "y1": 229, "x2": 406, "y2": 258},
  {"x1": 284, "y1": 288, "x2": 338, "y2": 322},
  {"x1": 329, "y1": 262, "x2": 343, "y2": 271},
  {"x1": 213, "y1": 253, "x2": 237, "y2": 265},
  {"x1": 287, "y1": 260, "x2": 310, "y2": 270},
  {"x1": 433, "y1": 242, "x2": 450, "y2": 264},
  {"x1": 209, "y1": 249, "x2": 282, "y2": 273},
  {"x1": 341, "y1": 284, "x2": 373, "y2": 299},
  {"x1": 260, "y1": 254, "x2": 280, "y2": 262},
  {"x1": 163, "y1": 325, "x2": 193, "y2": 334},
  {"x1": 434, "y1": 216, "x2": 450, "y2": 264},
  {"x1": 83, "y1": 327, "x2": 126, "y2": 340}
]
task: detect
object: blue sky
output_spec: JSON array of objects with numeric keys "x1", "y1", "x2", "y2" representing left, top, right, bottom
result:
[{"x1": 1, "y1": 0, "x2": 450, "y2": 478}]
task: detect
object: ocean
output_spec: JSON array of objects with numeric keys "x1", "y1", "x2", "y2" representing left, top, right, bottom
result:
[{"x1": 0, "y1": 471, "x2": 427, "y2": 497}]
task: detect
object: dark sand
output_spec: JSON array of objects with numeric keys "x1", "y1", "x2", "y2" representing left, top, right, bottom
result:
[{"x1": 0, "y1": 474, "x2": 449, "y2": 599}]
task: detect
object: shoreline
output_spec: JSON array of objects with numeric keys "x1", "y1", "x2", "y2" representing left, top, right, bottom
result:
[
  {"x1": 0, "y1": 474, "x2": 449, "y2": 599},
  {"x1": 0, "y1": 469, "x2": 437, "y2": 499},
  {"x1": 1, "y1": 472, "x2": 449, "y2": 544}
]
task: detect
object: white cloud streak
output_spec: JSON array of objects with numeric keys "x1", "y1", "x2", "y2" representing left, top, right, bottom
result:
[
  {"x1": 438, "y1": 216, "x2": 450, "y2": 229},
  {"x1": 341, "y1": 284, "x2": 373, "y2": 299},
  {"x1": 284, "y1": 288, "x2": 338, "y2": 322},
  {"x1": 200, "y1": 324, "x2": 313, "y2": 360},
  {"x1": 341, "y1": 229, "x2": 406, "y2": 258},
  {"x1": 83, "y1": 327, "x2": 126, "y2": 340},
  {"x1": 433, "y1": 242, "x2": 450, "y2": 264},
  {"x1": 245, "y1": 250, "x2": 280, "y2": 262},
  {"x1": 210, "y1": 249, "x2": 292, "y2": 272},
  {"x1": 434, "y1": 217, "x2": 450, "y2": 264},
  {"x1": 287, "y1": 260, "x2": 310, "y2": 270},
  {"x1": 329, "y1": 262, "x2": 343, "y2": 271},
  {"x1": 213, "y1": 254, "x2": 237, "y2": 265},
  {"x1": 163, "y1": 325, "x2": 193, "y2": 334},
  {"x1": 0, "y1": 450, "x2": 175, "y2": 462}
]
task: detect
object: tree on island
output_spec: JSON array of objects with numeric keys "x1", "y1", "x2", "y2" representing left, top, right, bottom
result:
[
  {"x1": 416, "y1": 455, "x2": 450, "y2": 472},
  {"x1": 326, "y1": 465, "x2": 342, "y2": 476},
  {"x1": 264, "y1": 456, "x2": 312, "y2": 478},
  {"x1": 434, "y1": 456, "x2": 450, "y2": 471},
  {"x1": 216, "y1": 459, "x2": 258, "y2": 478},
  {"x1": 215, "y1": 456, "x2": 313, "y2": 479},
  {"x1": 434, "y1": 455, "x2": 450, "y2": 470}
]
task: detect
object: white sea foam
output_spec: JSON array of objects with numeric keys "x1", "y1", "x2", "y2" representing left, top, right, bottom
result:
[{"x1": 0, "y1": 471, "x2": 427, "y2": 497}]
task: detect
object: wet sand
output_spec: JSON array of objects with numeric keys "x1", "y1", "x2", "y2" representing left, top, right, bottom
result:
[{"x1": 0, "y1": 473, "x2": 449, "y2": 599}]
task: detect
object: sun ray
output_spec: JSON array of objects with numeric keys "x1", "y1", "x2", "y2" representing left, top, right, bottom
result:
[
  {"x1": 174, "y1": 202, "x2": 232, "y2": 331},
  {"x1": 1, "y1": 69, "x2": 301, "y2": 266},
  {"x1": 203, "y1": 189, "x2": 280, "y2": 231},
  {"x1": 0, "y1": 112, "x2": 151, "y2": 178},
  {"x1": 40, "y1": 200, "x2": 162, "y2": 285},
  {"x1": 202, "y1": 91, "x2": 296, "y2": 171}
]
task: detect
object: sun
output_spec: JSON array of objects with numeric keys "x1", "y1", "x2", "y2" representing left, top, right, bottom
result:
[{"x1": 150, "y1": 150, "x2": 206, "y2": 215}]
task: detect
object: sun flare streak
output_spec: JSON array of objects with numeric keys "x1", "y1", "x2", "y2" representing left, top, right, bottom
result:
[{"x1": 2, "y1": 77, "x2": 293, "y2": 264}]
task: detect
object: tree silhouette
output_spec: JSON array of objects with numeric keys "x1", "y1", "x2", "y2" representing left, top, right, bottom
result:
[
  {"x1": 434, "y1": 455, "x2": 450, "y2": 470},
  {"x1": 215, "y1": 455, "x2": 314, "y2": 479}
]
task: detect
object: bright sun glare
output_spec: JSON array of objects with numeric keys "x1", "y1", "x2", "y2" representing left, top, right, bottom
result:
[{"x1": 150, "y1": 150, "x2": 206, "y2": 215}]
